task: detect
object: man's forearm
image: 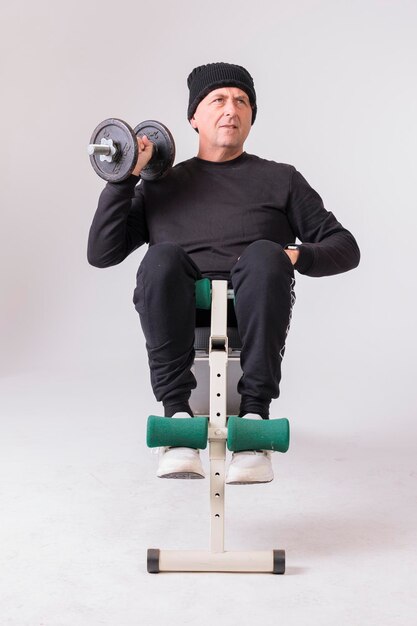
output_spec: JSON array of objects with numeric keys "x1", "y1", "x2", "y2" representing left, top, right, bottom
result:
[
  {"x1": 291, "y1": 231, "x2": 360, "y2": 277},
  {"x1": 87, "y1": 176, "x2": 147, "y2": 268}
]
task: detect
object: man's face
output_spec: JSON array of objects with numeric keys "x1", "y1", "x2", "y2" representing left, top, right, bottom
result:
[{"x1": 190, "y1": 87, "x2": 253, "y2": 153}]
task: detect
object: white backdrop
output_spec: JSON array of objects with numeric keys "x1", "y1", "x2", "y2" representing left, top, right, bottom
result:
[
  {"x1": 1, "y1": 1, "x2": 416, "y2": 623},
  {"x1": 2, "y1": 0, "x2": 415, "y2": 433}
]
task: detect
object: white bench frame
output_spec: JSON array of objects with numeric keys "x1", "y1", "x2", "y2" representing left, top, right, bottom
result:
[{"x1": 148, "y1": 280, "x2": 285, "y2": 574}]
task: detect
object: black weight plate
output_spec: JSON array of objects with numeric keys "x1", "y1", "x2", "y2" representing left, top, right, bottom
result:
[
  {"x1": 133, "y1": 120, "x2": 175, "y2": 181},
  {"x1": 89, "y1": 118, "x2": 138, "y2": 182}
]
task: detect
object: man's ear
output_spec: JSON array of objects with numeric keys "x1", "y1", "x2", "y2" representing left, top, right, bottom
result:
[{"x1": 190, "y1": 116, "x2": 198, "y2": 130}]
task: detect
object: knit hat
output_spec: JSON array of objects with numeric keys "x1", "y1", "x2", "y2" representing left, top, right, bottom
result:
[{"x1": 187, "y1": 62, "x2": 257, "y2": 124}]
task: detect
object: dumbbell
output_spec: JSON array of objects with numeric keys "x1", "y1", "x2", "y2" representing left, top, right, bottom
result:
[{"x1": 87, "y1": 118, "x2": 175, "y2": 183}]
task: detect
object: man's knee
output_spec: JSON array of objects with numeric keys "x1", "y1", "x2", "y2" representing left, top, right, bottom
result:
[
  {"x1": 142, "y1": 242, "x2": 185, "y2": 267},
  {"x1": 138, "y1": 242, "x2": 194, "y2": 280},
  {"x1": 232, "y1": 240, "x2": 292, "y2": 279}
]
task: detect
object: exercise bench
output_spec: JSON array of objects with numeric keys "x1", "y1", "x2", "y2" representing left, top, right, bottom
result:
[{"x1": 146, "y1": 279, "x2": 290, "y2": 574}]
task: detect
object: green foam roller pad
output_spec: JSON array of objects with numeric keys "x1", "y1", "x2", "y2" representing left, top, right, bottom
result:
[
  {"x1": 195, "y1": 278, "x2": 211, "y2": 309},
  {"x1": 227, "y1": 415, "x2": 290, "y2": 452},
  {"x1": 147, "y1": 415, "x2": 208, "y2": 449}
]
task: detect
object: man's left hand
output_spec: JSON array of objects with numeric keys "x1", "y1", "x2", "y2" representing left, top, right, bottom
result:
[{"x1": 284, "y1": 248, "x2": 300, "y2": 265}]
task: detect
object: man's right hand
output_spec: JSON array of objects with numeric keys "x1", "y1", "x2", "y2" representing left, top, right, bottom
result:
[{"x1": 132, "y1": 135, "x2": 154, "y2": 177}]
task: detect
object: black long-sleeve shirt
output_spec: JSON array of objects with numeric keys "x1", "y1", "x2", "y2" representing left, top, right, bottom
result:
[{"x1": 87, "y1": 152, "x2": 360, "y2": 277}]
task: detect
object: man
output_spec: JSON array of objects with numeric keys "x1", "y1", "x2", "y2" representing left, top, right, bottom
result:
[{"x1": 87, "y1": 62, "x2": 360, "y2": 484}]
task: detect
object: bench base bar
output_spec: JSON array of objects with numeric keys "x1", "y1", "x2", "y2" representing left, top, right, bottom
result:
[{"x1": 147, "y1": 549, "x2": 285, "y2": 574}]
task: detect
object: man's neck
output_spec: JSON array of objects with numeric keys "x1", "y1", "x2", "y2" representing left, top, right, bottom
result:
[{"x1": 196, "y1": 146, "x2": 244, "y2": 162}]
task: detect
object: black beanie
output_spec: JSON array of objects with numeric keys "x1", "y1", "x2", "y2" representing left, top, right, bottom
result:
[{"x1": 187, "y1": 62, "x2": 257, "y2": 124}]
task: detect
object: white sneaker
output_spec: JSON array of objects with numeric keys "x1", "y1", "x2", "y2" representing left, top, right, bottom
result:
[
  {"x1": 225, "y1": 414, "x2": 274, "y2": 485},
  {"x1": 156, "y1": 412, "x2": 205, "y2": 479}
]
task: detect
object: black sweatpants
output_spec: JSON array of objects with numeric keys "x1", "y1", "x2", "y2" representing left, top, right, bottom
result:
[{"x1": 133, "y1": 240, "x2": 296, "y2": 419}]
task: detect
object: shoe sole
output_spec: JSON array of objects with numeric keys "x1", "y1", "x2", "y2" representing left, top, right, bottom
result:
[
  {"x1": 158, "y1": 472, "x2": 205, "y2": 479},
  {"x1": 226, "y1": 479, "x2": 273, "y2": 485}
]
